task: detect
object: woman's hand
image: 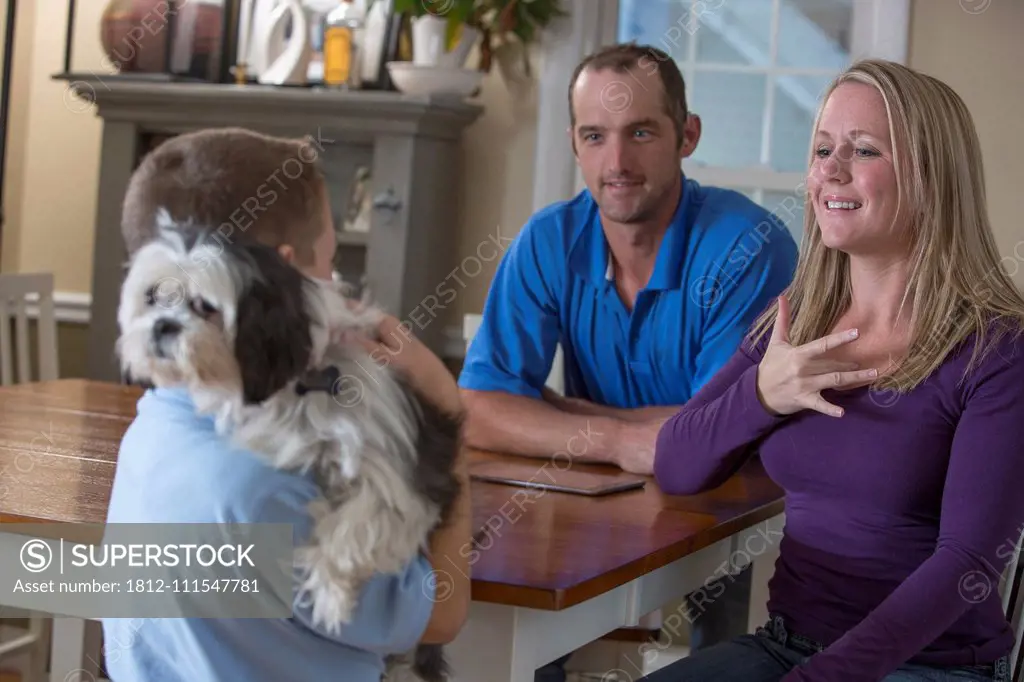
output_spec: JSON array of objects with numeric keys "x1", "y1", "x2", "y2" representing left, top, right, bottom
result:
[
  {"x1": 756, "y1": 294, "x2": 879, "y2": 418},
  {"x1": 357, "y1": 313, "x2": 464, "y2": 418}
]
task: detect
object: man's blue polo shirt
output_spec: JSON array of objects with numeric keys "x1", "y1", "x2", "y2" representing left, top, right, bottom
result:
[{"x1": 459, "y1": 177, "x2": 799, "y2": 407}]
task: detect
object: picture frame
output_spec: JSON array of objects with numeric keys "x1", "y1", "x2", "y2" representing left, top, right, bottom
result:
[
  {"x1": 54, "y1": 0, "x2": 243, "y2": 85},
  {"x1": 0, "y1": 0, "x2": 16, "y2": 237}
]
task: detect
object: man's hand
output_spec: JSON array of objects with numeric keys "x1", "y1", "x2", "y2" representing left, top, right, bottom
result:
[
  {"x1": 540, "y1": 389, "x2": 672, "y2": 474},
  {"x1": 608, "y1": 418, "x2": 666, "y2": 476},
  {"x1": 356, "y1": 313, "x2": 463, "y2": 418}
]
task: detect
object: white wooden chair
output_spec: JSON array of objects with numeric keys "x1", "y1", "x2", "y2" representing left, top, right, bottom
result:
[
  {"x1": 0, "y1": 614, "x2": 49, "y2": 682},
  {"x1": 1002, "y1": 528, "x2": 1024, "y2": 680},
  {"x1": 0, "y1": 274, "x2": 58, "y2": 680},
  {"x1": 0, "y1": 273, "x2": 59, "y2": 385}
]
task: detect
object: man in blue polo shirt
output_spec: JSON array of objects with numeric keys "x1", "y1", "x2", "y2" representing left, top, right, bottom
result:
[{"x1": 458, "y1": 43, "x2": 799, "y2": 681}]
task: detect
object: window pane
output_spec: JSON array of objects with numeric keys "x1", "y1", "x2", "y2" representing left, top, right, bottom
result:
[
  {"x1": 769, "y1": 74, "x2": 835, "y2": 172},
  {"x1": 616, "y1": 0, "x2": 690, "y2": 61},
  {"x1": 690, "y1": 71, "x2": 766, "y2": 169},
  {"x1": 763, "y1": 189, "x2": 807, "y2": 241},
  {"x1": 696, "y1": 0, "x2": 774, "y2": 66},
  {"x1": 777, "y1": 0, "x2": 853, "y2": 70},
  {"x1": 720, "y1": 187, "x2": 761, "y2": 202},
  {"x1": 714, "y1": 187, "x2": 803, "y2": 242}
]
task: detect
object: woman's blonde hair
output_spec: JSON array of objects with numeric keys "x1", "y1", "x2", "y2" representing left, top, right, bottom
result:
[{"x1": 749, "y1": 58, "x2": 1024, "y2": 391}]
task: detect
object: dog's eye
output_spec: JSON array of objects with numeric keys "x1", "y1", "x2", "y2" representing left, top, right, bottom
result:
[
  {"x1": 145, "y1": 286, "x2": 157, "y2": 306},
  {"x1": 190, "y1": 297, "x2": 218, "y2": 318}
]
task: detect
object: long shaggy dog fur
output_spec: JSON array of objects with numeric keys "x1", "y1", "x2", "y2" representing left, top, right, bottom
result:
[{"x1": 116, "y1": 215, "x2": 461, "y2": 681}]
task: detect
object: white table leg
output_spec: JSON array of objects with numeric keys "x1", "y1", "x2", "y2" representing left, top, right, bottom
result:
[
  {"x1": 444, "y1": 547, "x2": 734, "y2": 682},
  {"x1": 446, "y1": 518, "x2": 785, "y2": 682},
  {"x1": 446, "y1": 582, "x2": 646, "y2": 682},
  {"x1": 444, "y1": 601, "x2": 537, "y2": 682}
]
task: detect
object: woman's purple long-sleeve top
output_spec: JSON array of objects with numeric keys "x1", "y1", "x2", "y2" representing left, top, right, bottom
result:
[{"x1": 653, "y1": 322, "x2": 1024, "y2": 681}]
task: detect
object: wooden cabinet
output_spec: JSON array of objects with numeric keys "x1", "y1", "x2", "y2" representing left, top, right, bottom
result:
[{"x1": 71, "y1": 78, "x2": 482, "y2": 382}]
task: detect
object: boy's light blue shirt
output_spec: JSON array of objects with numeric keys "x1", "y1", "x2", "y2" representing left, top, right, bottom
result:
[
  {"x1": 101, "y1": 386, "x2": 435, "y2": 682},
  {"x1": 459, "y1": 178, "x2": 799, "y2": 405}
]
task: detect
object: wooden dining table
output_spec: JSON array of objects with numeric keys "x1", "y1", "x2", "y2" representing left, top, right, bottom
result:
[{"x1": 0, "y1": 379, "x2": 786, "y2": 682}]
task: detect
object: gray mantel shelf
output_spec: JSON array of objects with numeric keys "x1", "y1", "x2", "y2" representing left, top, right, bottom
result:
[
  {"x1": 65, "y1": 76, "x2": 483, "y2": 140},
  {"x1": 62, "y1": 74, "x2": 484, "y2": 382}
]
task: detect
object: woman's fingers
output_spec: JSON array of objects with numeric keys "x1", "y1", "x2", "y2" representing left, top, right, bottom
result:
[
  {"x1": 805, "y1": 392, "x2": 846, "y2": 418},
  {"x1": 771, "y1": 294, "x2": 792, "y2": 345},
  {"x1": 809, "y1": 368, "x2": 879, "y2": 391},
  {"x1": 797, "y1": 328, "x2": 861, "y2": 358}
]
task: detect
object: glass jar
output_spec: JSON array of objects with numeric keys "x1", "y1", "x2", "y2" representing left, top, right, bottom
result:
[{"x1": 323, "y1": 0, "x2": 365, "y2": 89}]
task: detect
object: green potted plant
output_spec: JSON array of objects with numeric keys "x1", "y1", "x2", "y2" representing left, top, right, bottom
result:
[
  {"x1": 478, "y1": 0, "x2": 568, "y2": 77},
  {"x1": 391, "y1": 0, "x2": 567, "y2": 74}
]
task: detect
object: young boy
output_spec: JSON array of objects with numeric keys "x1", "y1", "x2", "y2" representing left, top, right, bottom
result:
[{"x1": 102, "y1": 127, "x2": 472, "y2": 681}]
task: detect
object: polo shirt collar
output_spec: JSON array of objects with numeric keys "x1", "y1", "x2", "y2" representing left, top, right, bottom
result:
[{"x1": 573, "y1": 177, "x2": 692, "y2": 291}]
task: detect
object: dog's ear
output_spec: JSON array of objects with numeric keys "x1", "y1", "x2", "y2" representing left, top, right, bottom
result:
[{"x1": 233, "y1": 246, "x2": 314, "y2": 405}]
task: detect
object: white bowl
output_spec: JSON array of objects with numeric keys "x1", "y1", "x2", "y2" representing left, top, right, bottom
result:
[{"x1": 386, "y1": 62, "x2": 483, "y2": 99}]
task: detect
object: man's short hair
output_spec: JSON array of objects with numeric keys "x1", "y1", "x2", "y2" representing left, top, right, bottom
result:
[
  {"x1": 567, "y1": 42, "x2": 689, "y2": 148},
  {"x1": 121, "y1": 127, "x2": 328, "y2": 263}
]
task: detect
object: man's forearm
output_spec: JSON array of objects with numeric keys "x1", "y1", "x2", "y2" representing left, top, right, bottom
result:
[
  {"x1": 542, "y1": 389, "x2": 682, "y2": 422},
  {"x1": 460, "y1": 389, "x2": 624, "y2": 465},
  {"x1": 620, "y1": 405, "x2": 684, "y2": 421}
]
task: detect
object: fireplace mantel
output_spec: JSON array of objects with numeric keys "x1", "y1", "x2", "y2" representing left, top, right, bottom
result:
[
  {"x1": 70, "y1": 78, "x2": 482, "y2": 138},
  {"x1": 63, "y1": 76, "x2": 483, "y2": 382}
]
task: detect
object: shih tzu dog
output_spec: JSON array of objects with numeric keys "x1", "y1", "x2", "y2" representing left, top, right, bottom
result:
[{"x1": 116, "y1": 212, "x2": 462, "y2": 681}]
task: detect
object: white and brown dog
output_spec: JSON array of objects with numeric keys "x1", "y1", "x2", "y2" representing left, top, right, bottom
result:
[{"x1": 115, "y1": 212, "x2": 461, "y2": 681}]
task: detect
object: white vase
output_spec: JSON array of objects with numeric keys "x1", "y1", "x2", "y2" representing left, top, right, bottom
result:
[
  {"x1": 411, "y1": 15, "x2": 448, "y2": 66},
  {"x1": 411, "y1": 15, "x2": 479, "y2": 68}
]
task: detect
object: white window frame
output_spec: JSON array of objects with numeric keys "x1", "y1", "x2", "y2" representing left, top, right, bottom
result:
[{"x1": 531, "y1": 0, "x2": 911, "y2": 211}]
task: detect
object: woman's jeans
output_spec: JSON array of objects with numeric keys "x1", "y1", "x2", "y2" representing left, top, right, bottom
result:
[{"x1": 638, "y1": 614, "x2": 1011, "y2": 682}]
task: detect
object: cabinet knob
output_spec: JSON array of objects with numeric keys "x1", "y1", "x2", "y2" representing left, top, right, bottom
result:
[{"x1": 372, "y1": 188, "x2": 402, "y2": 212}]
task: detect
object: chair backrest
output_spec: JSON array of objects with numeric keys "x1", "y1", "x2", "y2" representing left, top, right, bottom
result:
[
  {"x1": 0, "y1": 273, "x2": 60, "y2": 385},
  {"x1": 1001, "y1": 527, "x2": 1024, "y2": 680},
  {"x1": 462, "y1": 313, "x2": 565, "y2": 394}
]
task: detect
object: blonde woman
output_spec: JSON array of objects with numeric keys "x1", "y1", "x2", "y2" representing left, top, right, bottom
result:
[{"x1": 645, "y1": 59, "x2": 1024, "y2": 682}]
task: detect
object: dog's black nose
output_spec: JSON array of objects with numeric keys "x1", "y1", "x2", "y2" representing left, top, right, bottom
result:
[{"x1": 153, "y1": 318, "x2": 182, "y2": 339}]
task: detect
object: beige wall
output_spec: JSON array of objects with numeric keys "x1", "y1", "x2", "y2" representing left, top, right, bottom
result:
[
  {"x1": 0, "y1": 0, "x2": 537, "y2": 328},
  {"x1": 3, "y1": 0, "x2": 106, "y2": 284},
  {"x1": 906, "y1": 0, "x2": 1024, "y2": 290},
  {"x1": 0, "y1": 0, "x2": 1020, "y2": 343}
]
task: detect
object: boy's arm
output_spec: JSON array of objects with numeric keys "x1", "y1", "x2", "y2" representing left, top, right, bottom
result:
[
  {"x1": 419, "y1": 445, "x2": 472, "y2": 644},
  {"x1": 253, "y1": 479, "x2": 466, "y2": 654}
]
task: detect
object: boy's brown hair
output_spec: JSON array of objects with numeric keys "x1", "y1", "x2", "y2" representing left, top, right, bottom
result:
[{"x1": 121, "y1": 127, "x2": 329, "y2": 264}]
